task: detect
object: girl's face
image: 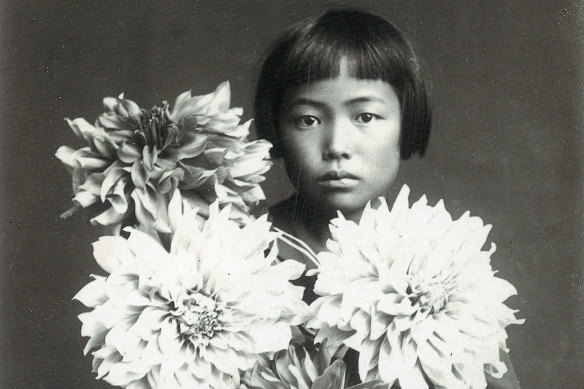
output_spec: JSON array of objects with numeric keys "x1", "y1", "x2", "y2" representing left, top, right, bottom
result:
[{"x1": 279, "y1": 59, "x2": 402, "y2": 217}]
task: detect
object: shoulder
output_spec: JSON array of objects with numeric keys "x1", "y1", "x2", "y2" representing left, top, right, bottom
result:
[
  {"x1": 269, "y1": 197, "x2": 300, "y2": 261},
  {"x1": 268, "y1": 197, "x2": 319, "y2": 303},
  {"x1": 268, "y1": 196, "x2": 297, "y2": 232},
  {"x1": 269, "y1": 196, "x2": 320, "y2": 266}
]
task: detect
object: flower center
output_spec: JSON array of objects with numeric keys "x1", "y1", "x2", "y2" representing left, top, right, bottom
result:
[
  {"x1": 170, "y1": 292, "x2": 223, "y2": 346},
  {"x1": 408, "y1": 277, "x2": 450, "y2": 315},
  {"x1": 134, "y1": 103, "x2": 179, "y2": 151},
  {"x1": 419, "y1": 282, "x2": 448, "y2": 313}
]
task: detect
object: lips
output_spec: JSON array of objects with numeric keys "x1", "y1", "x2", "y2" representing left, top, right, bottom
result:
[
  {"x1": 320, "y1": 170, "x2": 358, "y2": 180},
  {"x1": 318, "y1": 170, "x2": 360, "y2": 189}
]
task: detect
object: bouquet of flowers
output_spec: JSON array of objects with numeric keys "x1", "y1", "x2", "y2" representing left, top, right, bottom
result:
[{"x1": 59, "y1": 84, "x2": 523, "y2": 389}]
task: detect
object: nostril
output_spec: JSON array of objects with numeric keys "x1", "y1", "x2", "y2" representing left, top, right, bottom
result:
[
  {"x1": 323, "y1": 150, "x2": 351, "y2": 160},
  {"x1": 323, "y1": 151, "x2": 334, "y2": 160}
]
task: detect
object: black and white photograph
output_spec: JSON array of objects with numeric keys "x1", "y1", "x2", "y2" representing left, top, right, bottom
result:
[{"x1": 1, "y1": 1, "x2": 582, "y2": 388}]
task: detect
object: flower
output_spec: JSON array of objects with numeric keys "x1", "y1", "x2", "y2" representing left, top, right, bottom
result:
[
  {"x1": 245, "y1": 343, "x2": 382, "y2": 389},
  {"x1": 307, "y1": 185, "x2": 524, "y2": 389},
  {"x1": 74, "y1": 191, "x2": 308, "y2": 388},
  {"x1": 56, "y1": 82, "x2": 272, "y2": 233},
  {"x1": 245, "y1": 339, "x2": 345, "y2": 389},
  {"x1": 243, "y1": 342, "x2": 387, "y2": 389}
]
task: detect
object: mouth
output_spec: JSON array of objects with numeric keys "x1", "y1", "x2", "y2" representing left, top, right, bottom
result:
[{"x1": 318, "y1": 170, "x2": 360, "y2": 189}]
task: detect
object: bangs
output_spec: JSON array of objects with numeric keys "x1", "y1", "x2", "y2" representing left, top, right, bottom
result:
[{"x1": 282, "y1": 12, "x2": 410, "y2": 92}]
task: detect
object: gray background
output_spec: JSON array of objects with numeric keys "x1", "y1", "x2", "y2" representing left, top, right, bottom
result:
[{"x1": 1, "y1": 1, "x2": 582, "y2": 387}]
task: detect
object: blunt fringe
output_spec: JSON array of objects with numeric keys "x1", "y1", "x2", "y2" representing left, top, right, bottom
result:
[{"x1": 254, "y1": 8, "x2": 432, "y2": 159}]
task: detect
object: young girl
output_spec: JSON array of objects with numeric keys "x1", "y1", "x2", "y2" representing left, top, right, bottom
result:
[
  {"x1": 254, "y1": 8, "x2": 519, "y2": 389},
  {"x1": 256, "y1": 8, "x2": 430, "y2": 259}
]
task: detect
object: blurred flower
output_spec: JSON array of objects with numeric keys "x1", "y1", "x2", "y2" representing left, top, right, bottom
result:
[
  {"x1": 244, "y1": 343, "x2": 385, "y2": 389},
  {"x1": 308, "y1": 185, "x2": 524, "y2": 389},
  {"x1": 74, "y1": 191, "x2": 308, "y2": 388},
  {"x1": 56, "y1": 82, "x2": 272, "y2": 233},
  {"x1": 245, "y1": 343, "x2": 335, "y2": 389}
]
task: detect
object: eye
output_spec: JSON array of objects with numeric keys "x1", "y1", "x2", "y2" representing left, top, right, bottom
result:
[
  {"x1": 355, "y1": 113, "x2": 380, "y2": 124},
  {"x1": 294, "y1": 115, "x2": 321, "y2": 128}
]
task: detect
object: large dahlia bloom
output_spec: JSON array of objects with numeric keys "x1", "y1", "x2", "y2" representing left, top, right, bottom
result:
[
  {"x1": 308, "y1": 185, "x2": 524, "y2": 389},
  {"x1": 56, "y1": 82, "x2": 272, "y2": 232},
  {"x1": 74, "y1": 192, "x2": 308, "y2": 388}
]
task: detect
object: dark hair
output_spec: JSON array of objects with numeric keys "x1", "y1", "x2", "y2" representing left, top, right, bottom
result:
[{"x1": 254, "y1": 8, "x2": 431, "y2": 159}]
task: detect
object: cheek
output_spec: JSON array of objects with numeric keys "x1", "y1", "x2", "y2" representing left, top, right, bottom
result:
[
  {"x1": 366, "y1": 148, "x2": 400, "y2": 197},
  {"x1": 280, "y1": 133, "x2": 322, "y2": 181},
  {"x1": 364, "y1": 130, "x2": 400, "y2": 168},
  {"x1": 368, "y1": 151, "x2": 400, "y2": 184}
]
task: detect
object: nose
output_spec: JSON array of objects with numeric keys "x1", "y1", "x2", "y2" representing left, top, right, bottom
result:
[{"x1": 323, "y1": 118, "x2": 353, "y2": 160}]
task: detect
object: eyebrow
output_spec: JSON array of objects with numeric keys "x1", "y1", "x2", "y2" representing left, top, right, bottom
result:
[
  {"x1": 288, "y1": 96, "x2": 388, "y2": 109},
  {"x1": 345, "y1": 96, "x2": 387, "y2": 105},
  {"x1": 287, "y1": 98, "x2": 328, "y2": 109}
]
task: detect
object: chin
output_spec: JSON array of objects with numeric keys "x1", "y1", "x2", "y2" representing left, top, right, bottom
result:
[{"x1": 319, "y1": 191, "x2": 369, "y2": 219}]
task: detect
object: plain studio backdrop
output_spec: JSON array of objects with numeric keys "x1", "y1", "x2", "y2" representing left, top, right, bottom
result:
[{"x1": 1, "y1": 1, "x2": 582, "y2": 388}]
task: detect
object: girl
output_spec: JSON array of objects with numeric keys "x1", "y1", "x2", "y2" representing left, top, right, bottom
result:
[
  {"x1": 255, "y1": 8, "x2": 430, "y2": 260},
  {"x1": 254, "y1": 8, "x2": 519, "y2": 389}
]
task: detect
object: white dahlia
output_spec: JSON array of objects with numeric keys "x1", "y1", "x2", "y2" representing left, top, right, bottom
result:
[
  {"x1": 244, "y1": 343, "x2": 338, "y2": 389},
  {"x1": 308, "y1": 185, "x2": 524, "y2": 389},
  {"x1": 244, "y1": 343, "x2": 385, "y2": 389},
  {"x1": 56, "y1": 82, "x2": 272, "y2": 232},
  {"x1": 74, "y1": 191, "x2": 308, "y2": 388}
]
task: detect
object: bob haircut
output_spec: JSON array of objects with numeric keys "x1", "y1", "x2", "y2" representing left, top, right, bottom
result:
[{"x1": 254, "y1": 8, "x2": 432, "y2": 160}]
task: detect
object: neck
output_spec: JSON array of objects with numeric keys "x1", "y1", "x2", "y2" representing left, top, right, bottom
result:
[{"x1": 287, "y1": 193, "x2": 364, "y2": 253}]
